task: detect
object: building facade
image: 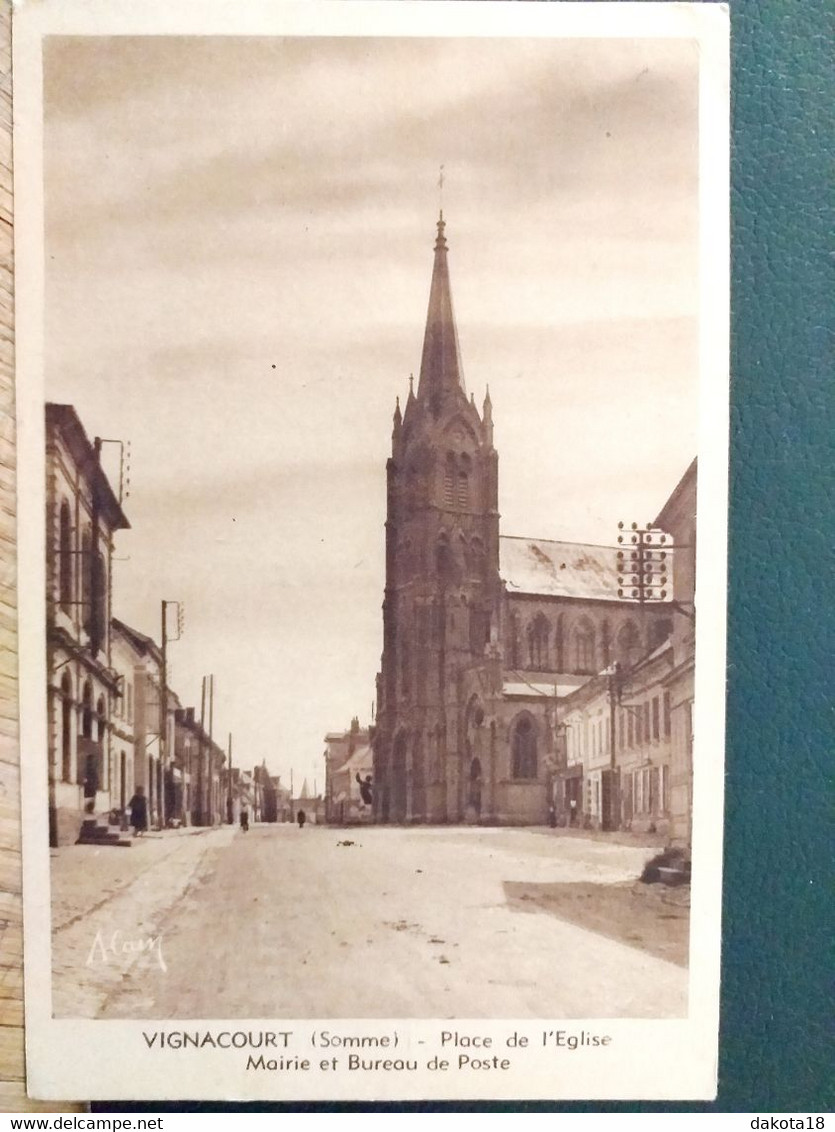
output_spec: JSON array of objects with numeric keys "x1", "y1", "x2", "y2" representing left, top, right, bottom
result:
[
  {"x1": 553, "y1": 461, "x2": 696, "y2": 844},
  {"x1": 174, "y1": 706, "x2": 226, "y2": 827},
  {"x1": 372, "y1": 218, "x2": 677, "y2": 826},
  {"x1": 653, "y1": 460, "x2": 696, "y2": 847},
  {"x1": 48, "y1": 402, "x2": 253, "y2": 841},
  {"x1": 558, "y1": 639, "x2": 675, "y2": 834},
  {"x1": 111, "y1": 618, "x2": 172, "y2": 829},
  {"x1": 324, "y1": 718, "x2": 374, "y2": 825},
  {"x1": 255, "y1": 763, "x2": 279, "y2": 823},
  {"x1": 46, "y1": 404, "x2": 130, "y2": 845},
  {"x1": 109, "y1": 619, "x2": 138, "y2": 825}
]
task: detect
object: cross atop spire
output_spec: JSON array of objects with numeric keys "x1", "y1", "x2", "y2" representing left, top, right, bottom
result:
[{"x1": 417, "y1": 212, "x2": 465, "y2": 408}]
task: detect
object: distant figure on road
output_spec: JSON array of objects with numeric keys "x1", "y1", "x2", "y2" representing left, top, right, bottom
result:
[
  {"x1": 239, "y1": 807, "x2": 249, "y2": 833},
  {"x1": 128, "y1": 785, "x2": 148, "y2": 838},
  {"x1": 356, "y1": 773, "x2": 373, "y2": 806},
  {"x1": 296, "y1": 809, "x2": 306, "y2": 829}
]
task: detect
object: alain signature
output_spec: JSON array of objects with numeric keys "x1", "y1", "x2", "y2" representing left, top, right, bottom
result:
[{"x1": 86, "y1": 929, "x2": 167, "y2": 972}]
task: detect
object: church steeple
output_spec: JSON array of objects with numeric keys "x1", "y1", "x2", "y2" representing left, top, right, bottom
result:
[
  {"x1": 374, "y1": 207, "x2": 502, "y2": 828},
  {"x1": 417, "y1": 212, "x2": 466, "y2": 408}
]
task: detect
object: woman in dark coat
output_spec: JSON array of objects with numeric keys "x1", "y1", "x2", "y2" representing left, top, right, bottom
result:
[{"x1": 128, "y1": 785, "x2": 148, "y2": 837}]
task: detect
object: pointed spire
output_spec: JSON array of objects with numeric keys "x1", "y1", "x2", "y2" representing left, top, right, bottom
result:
[
  {"x1": 393, "y1": 395, "x2": 402, "y2": 434},
  {"x1": 417, "y1": 213, "x2": 466, "y2": 408},
  {"x1": 404, "y1": 373, "x2": 416, "y2": 418},
  {"x1": 483, "y1": 385, "x2": 493, "y2": 444}
]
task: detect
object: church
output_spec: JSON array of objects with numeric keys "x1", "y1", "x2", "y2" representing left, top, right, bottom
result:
[{"x1": 371, "y1": 214, "x2": 676, "y2": 826}]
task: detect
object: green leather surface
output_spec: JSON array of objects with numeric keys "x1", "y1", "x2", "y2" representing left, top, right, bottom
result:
[
  {"x1": 91, "y1": 0, "x2": 833, "y2": 1114},
  {"x1": 722, "y1": 0, "x2": 832, "y2": 1112}
]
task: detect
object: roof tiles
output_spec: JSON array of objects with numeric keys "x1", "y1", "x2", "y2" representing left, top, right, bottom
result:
[{"x1": 500, "y1": 536, "x2": 622, "y2": 601}]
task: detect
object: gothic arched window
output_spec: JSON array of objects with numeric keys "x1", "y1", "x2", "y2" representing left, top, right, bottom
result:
[
  {"x1": 511, "y1": 715, "x2": 537, "y2": 779},
  {"x1": 616, "y1": 620, "x2": 642, "y2": 670},
  {"x1": 457, "y1": 453, "x2": 472, "y2": 510},
  {"x1": 601, "y1": 620, "x2": 612, "y2": 668},
  {"x1": 457, "y1": 471, "x2": 469, "y2": 509},
  {"x1": 573, "y1": 618, "x2": 596, "y2": 673},
  {"x1": 470, "y1": 536, "x2": 485, "y2": 577},
  {"x1": 509, "y1": 612, "x2": 521, "y2": 668},
  {"x1": 435, "y1": 533, "x2": 452, "y2": 583},
  {"x1": 457, "y1": 531, "x2": 468, "y2": 571},
  {"x1": 443, "y1": 453, "x2": 456, "y2": 508},
  {"x1": 59, "y1": 500, "x2": 72, "y2": 611},
  {"x1": 528, "y1": 612, "x2": 551, "y2": 669},
  {"x1": 555, "y1": 615, "x2": 565, "y2": 671}
]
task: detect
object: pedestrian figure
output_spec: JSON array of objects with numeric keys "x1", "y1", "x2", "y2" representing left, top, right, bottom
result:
[
  {"x1": 569, "y1": 798, "x2": 578, "y2": 828},
  {"x1": 548, "y1": 804, "x2": 557, "y2": 828},
  {"x1": 355, "y1": 772, "x2": 373, "y2": 806},
  {"x1": 297, "y1": 809, "x2": 306, "y2": 829},
  {"x1": 239, "y1": 807, "x2": 249, "y2": 833},
  {"x1": 128, "y1": 785, "x2": 148, "y2": 837}
]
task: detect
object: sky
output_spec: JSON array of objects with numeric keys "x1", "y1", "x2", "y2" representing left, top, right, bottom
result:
[{"x1": 43, "y1": 34, "x2": 700, "y2": 793}]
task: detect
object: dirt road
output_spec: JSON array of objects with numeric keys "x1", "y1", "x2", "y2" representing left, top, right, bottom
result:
[{"x1": 52, "y1": 823, "x2": 687, "y2": 1020}]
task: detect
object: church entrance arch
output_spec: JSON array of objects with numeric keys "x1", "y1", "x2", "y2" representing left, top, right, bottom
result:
[
  {"x1": 468, "y1": 757, "x2": 483, "y2": 818},
  {"x1": 465, "y1": 697, "x2": 486, "y2": 821}
]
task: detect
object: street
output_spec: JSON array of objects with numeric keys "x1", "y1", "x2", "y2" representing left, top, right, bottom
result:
[{"x1": 52, "y1": 824, "x2": 688, "y2": 1020}]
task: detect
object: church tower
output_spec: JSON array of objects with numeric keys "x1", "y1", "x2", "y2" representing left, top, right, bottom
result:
[{"x1": 373, "y1": 215, "x2": 501, "y2": 824}]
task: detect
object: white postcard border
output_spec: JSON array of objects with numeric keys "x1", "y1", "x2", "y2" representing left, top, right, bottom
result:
[{"x1": 14, "y1": 0, "x2": 729, "y2": 1103}]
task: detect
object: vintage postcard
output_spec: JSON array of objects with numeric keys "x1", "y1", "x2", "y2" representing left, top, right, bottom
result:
[{"x1": 14, "y1": 0, "x2": 729, "y2": 1103}]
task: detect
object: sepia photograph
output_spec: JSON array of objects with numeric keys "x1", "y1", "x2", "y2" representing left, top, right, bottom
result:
[{"x1": 15, "y1": 0, "x2": 729, "y2": 1103}]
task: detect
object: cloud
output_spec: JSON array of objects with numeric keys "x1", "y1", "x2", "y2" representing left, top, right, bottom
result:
[
  {"x1": 45, "y1": 36, "x2": 697, "y2": 247},
  {"x1": 43, "y1": 33, "x2": 701, "y2": 780}
]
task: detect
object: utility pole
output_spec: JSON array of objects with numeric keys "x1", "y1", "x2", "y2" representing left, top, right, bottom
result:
[
  {"x1": 613, "y1": 520, "x2": 672, "y2": 831},
  {"x1": 160, "y1": 600, "x2": 168, "y2": 829},
  {"x1": 198, "y1": 676, "x2": 206, "y2": 826},
  {"x1": 606, "y1": 662, "x2": 621, "y2": 832},
  {"x1": 91, "y1": 436, "x2": 129, "y2": 821},
  {"x1": 227, "y1": 732, "x2": 233, "y2": 824},
  {"x1": 616, "y1": 522, "x2": 670, "y2": 604},
  {"x1": 89, "y1": 438, "x2": 102, "y2": 660},
  {"x1": 547, "y1": 681, "x2": 559, "y2": 826},
  {"x1": 159, "y1": 600, "x2": 184, "y2": 829},
  {"x1": 204, "y1": 670, "x2": 211, "y2": 824}
]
